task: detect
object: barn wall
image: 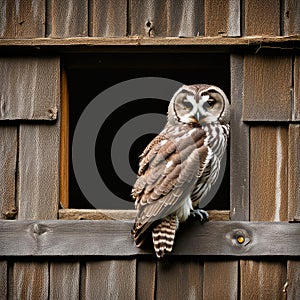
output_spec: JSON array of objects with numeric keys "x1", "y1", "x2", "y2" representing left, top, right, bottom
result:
[{"x1": 0, "y1": 1, "x2": 299, "y2": 299}]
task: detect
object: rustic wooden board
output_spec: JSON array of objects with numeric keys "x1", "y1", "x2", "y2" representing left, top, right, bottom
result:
[
  {"x1": 136, "y1": 258, "x2": 156, "y2": 300},
  {"x1": 288, "y1": 125, "x2": 300, "y2": 221},
  {"x1": 82, "y1": 260, "x2": 136, "y2": 299},
  {"x1": 287, "y1": 260, "x2": 300, "y2": 299},
  {"x1": 0, "y1": 261, "x2": 7, "y2": 299},
  {"x1": 240, "y1": 260, "x2": 287, "y2": 299},
  {"x1": 243, "y1": 55, "x2": 293, "y2": 121},
  {"x1": 49, "y1": 262, "x2": 80, "y2": 300},
  {"x1": 283, "y1": 0, "x2": 300, "y2": 36},
  {"x1": 156, "y1": 257, "x2": 202, "y2": 300},
  {"x1": 294, "y1": 56, "x2": 300, "y2": 121},
  {"x1": 89, "y1": 0, "x2": 127, "y2": 37},
  {"x1": 1, "y1": 220, "x2": 300, "y2": 256},
  {"x1": 250, "y1": 126, "x2": 289, "y2": 221},
  {"x1": 12, "y1": 262, "x2": 49, "y2": 299},
  {"x1": 0, "y1": 0, "x2": 45, "y2": 38},
  {"x1": 244, "y1": 0, "x2": 280, "y2": 36},
  {"x1": 204, "y1": 0, "x2": 240, "y2": 37},
  {"x1": 203, "y1": 261, "x2": 238, "y2": 299},
  {"x1": 47, "y1": 0, "x2": 88, "y2": 37},
  {"x1": 0, "y1": 57, "x2": 60, "y2": 120},
  {"x1": 230, "y1": 54, "x2": 249, "y2": 221},
  {"x1": 0, "y1": 126, "x2": 17, "y2": 220}
]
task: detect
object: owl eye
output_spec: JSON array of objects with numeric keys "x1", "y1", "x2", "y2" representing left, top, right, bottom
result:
[
  {"x1": 207, "y1": 99, "x2": 216, "y2": 108},
  {"x1": 183, "y1": 100, "x2": 193, "y2": 110}
]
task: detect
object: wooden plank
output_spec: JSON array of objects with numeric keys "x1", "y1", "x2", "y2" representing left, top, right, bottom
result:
[
  {"x1": 49, "y1": 262, "x2": 80, "y2": 300},
  {"x1": 1, "y1": 220, "x2": 300, "y2": 257},
  {"x1": 0, "y1": 57, "x2": 60, "y2": 120},
  {"x1": 205, "y1": 0, "x2": 240, "y2": 37},
  {"x1": 60, "y1": 69, "x2": 69, "y2": 208},
  {"x1": 82, "y1": 260, "x2": 136, "y2": 300},
  {"x1": 287, "y1": 260, "x2": 300, "y2": 299},
  {"x1": 294, "y1": 56, "x2": 300, "y2": 121},
  {"x1": 283, "y1": 0, "x2": 300, "y2": 36},
  {"x1": 243, "y1": 55, "x2": 292, "y2": 121},
  {"x1": 0, "y1": 0, "x2": 45, "y2": 38},
  {"x1": 288, "y1": 125, "x2": 300, "y2": 221},
  {"x1": 230, "y1": 54, "x2": 249, "y2": 221},
  {"x1": 250, "y1": 126, "x2": 289, "y2": 221},
  {"x1": 244, "y1": 0, "x2": 280, "y2": 36},
  {"x1": 136, "y1": 258, "x2": 156, "y2": 300},
  {"x1": 12, "y1": 262, "x2": 48, "y2": 299},
  {"x1": 240, "y1": 260, "x2": 287, "y2": 299},
  {"x1": 89, "y1": 0, "x2": 127, "y2": 37},
  {"x1": 0, "y1": 261, "x2": 7, "y2": 299},
  {"x1": 203, "y1": 261, "x2": 238, "y2": 299},
  {"x1": 156, "y1": 257, "x2": 202, "y2": 300},
  {"x1": 47, "y1": 0, "x2": 88, "y2": 37},
  {"x1": 59, "y1": 209, "x2": 230, "y2": 221},
  {"x1": 0, "y1": 126, "x2": 17, "y2": 220}
]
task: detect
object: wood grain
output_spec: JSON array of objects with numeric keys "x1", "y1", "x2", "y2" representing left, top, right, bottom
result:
[
  {"x1": 156, "y1": 257, "x2": 202, "y2": 300},
  {"x1": 250, "y1": 126, "x2": 289, "y2": 222},
  {"x1": 0, "y1": 57, "x2": 60, "y2": 120},
  {"x1": 1, "y1": 220, "x2": 300, "y2": 257},
  {"x1": 47, "y1": 0, "x2": 88, "y2": 37},
  {"x1": 283, "y1": 0, "x2": 300, "y2": 36},
  {"x1": 243, "y1": 55, "x2": 293, "y2": 121},
  {"x1": 205, "y1": 0, "x2": 240, "y2": 37},
  {"x1": 89, "y1": 0, "x2": 127, "y2": 37},
  {"x1": 294, "y1": 56, "x2": 300, "y2": 121},
  {"x1": 203, "y1": 261, "x2": 238, "y2": 299},
  {"x1": 0, "y1": 126, "x2": 17, "y2": 220},
  {"x1": 83, "y1": 260, "x2": 136, "y2": 299},
  {"x1": 0, "y1": 261, "x2": 7, "y2": 299},
  {"x1": 49, "y1": 262, "x2": 80, "y2": 300},
  {"x1": 136, "y1": 258, "x2": 156, "y2": 300},
  {"x1": 230, "y1": 54, "x2": 249, "y2": 221},
  {"x1": 287, "y1": 260, "x2": 300, "y2": 299},
  {"x1": 240, "y1": 260, "x2": 287, "y2": 300},
  {"x1": 288, "y1": 124, "x2": 300, "y2": 221},
  {"x1": 0, "y1": 0, "x2": 45, "y2": 38},
  {"x1": 244, "y1": 0, "x2": 280, "y2": 36}
]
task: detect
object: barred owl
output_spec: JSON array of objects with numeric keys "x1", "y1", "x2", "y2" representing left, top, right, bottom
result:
[{"x1": 132, "y1": 84, "x2": 230, "y2": 258}]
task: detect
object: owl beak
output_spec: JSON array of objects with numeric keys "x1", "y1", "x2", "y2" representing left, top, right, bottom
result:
[{"x1": 195, "y1": 110, "x2": 201, "y2": 121}]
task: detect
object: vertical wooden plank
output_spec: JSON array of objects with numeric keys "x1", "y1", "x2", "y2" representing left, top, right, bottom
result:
[
  {"x1": 205, "y1": 0, "x2": 240, "y2": 37},
  {"x1": 230, "y1": 54, "x2": 249, "y2": 221},
  {"x1": 287, "y1": 260, "x2": 300, "y2": 299},
  {"x1": 0, "y1": 126, "x2": 17, "y2": 220},
  {"x1": 83, "y1": 260, "x2": 136, "y2": 299},
  {"x1": 13, "y1": 262, "x2": 49, "y2": 299},
  {"x1": 60, "y1": 69, "x2": 69, "y2": 208},
  {"x1": 288, "y1": 125, "x2": 300, "y2": 221},
  {"x1": 129, "y1": 0, "x2": 168, "y2": 37},
  {"x1": 241, "y1": 260, "x2": 287, "y2": 299},
  {"x1": 203, "y1": 261, "x2": 238, "y2": 299},
  {"x1": 293, "y1": 56, "x2": 300, "y2": 121},
  {"x1": 283, "y1": 0, "x2": 300, "y2": 36},
  {"x1": 156, "y1": 258, "x2": 202, "y2": 300},
  {"x1": 49, "y1": 262, "x2": 80, "y2": 300},
  {"x1": 47, "y1": 0, "x2": 88, "y2": 37},
  {"x1": 243, "y1": 55, "x2": 292, "y2": 121},
  {"x1": 136, "y1": 258, "x2": 156, "y2": 300},
  {"x1": 244, "y1": 0, "x2": 280, "y2": 36},
  {"x1": 89, "y1": 0, "x2": 127, "y2": 37},
  {"x1": 0, "y1": 261, "x2": 7, "y2": 299},
  {"x1": 0, "y1": 0, "x2": 45, "y2": 38}
]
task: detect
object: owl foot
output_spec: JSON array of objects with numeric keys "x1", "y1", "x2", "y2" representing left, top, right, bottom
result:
[{"x1": 190, "y1": 209, "x2": 209, "y2": 223}]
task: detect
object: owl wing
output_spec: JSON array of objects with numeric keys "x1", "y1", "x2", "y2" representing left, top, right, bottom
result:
[{"x1": 132, "y1": 125, "x2": 210, "y2": 246}]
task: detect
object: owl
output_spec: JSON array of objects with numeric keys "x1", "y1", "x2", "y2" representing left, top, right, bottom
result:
[{"x1": 131, "y1": 84, "x2": 230, "y2": 258}]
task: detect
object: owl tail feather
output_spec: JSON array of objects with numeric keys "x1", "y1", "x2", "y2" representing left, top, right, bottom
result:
[{"x1": 152, "y1": 215, "x2": 179, "y2": 258}]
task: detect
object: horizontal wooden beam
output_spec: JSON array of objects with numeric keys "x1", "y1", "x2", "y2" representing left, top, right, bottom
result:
[{"x1": 0, "y1": 220, "x2": 299, "y2": 257}]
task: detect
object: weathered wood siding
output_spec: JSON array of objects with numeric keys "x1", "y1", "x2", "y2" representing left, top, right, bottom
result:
[{"x1": 0, "y1": 1, "x2": 300, "y2": 299}]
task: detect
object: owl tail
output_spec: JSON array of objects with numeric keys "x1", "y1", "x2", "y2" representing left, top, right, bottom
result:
[{"x1": 152, "y1": 215, "x2": 179, "y2": 258}]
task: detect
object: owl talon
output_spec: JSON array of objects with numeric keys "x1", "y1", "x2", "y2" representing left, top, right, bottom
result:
[{"x1": 190, "y1": 209, "x2": 209, "y2": 223}]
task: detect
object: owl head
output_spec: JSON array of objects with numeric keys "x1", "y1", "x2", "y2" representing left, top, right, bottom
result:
[{"x1": 167, "y1": 84, "x2": 230, "y2": 126}]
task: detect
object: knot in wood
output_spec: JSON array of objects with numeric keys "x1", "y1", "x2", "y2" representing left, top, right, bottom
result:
[{"x1": 32, "y1": 223, "x2": 48, "y2": 236}]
